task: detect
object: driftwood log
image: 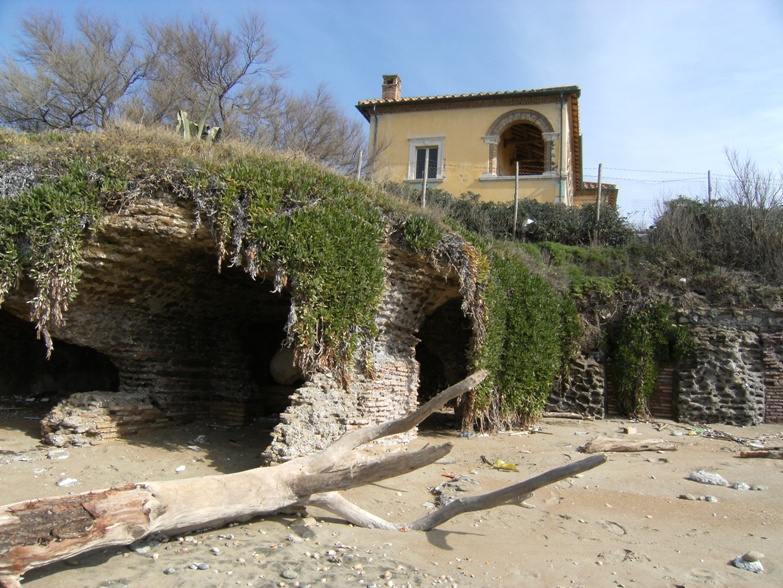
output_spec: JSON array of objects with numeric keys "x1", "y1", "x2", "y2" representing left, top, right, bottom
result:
[
  {"x1": 0, "y1": 371, "x2": 606, "y2": 587},
  {"x1": 739, "y1": 449, "x2": 783, "y2": 459},
  {"x1": 581, "y1": 436, "x2": 678, "y2": 453}
]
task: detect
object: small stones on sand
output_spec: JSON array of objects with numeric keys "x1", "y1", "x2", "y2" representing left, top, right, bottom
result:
[
  {"x1": 733, "y1": 551, "x2": 764, "y2": 573},
  {"x1": 47, "y1": 449, "x2": 69, "y2": 460},
  {"x1": 677, "y1": 494, "x2": 717, "y2": 502},
  {"x1": 742, "y1": 551, "x2": 764, "y2": 562}
]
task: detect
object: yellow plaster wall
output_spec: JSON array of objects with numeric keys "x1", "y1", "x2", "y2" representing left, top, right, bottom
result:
[{"x1": 369, "y1": 102, "x2": 569, "y2": 204}]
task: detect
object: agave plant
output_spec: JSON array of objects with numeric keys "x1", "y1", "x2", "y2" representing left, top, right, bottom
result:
[{"x1": 176, "y1": 95, "x2": 221, "y2": 143}]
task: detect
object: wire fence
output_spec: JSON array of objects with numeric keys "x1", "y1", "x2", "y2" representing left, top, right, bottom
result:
[
  {"x1": 583, "y1": 167, "x2": 736, "y2": 228},
  {"x1": 363, "y1": 160, "x2": 746, "y2": 229}
]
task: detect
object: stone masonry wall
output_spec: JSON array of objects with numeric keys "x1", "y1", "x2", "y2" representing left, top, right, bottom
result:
[
  {"x1": 547, "y1": 306, "x2": 783, "y2": 426},
  {"x1": 675, "y1": 308, "x2": 783, "y2": 425},
  {"x1": 546, "y1": 354, "x2": 605, "y2": 418},
  {"x1": 264, "y1": 248, "x2": 464, "y2": 461}
]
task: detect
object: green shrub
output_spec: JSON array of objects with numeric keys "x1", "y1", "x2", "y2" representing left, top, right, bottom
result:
[
  {"x1": 0, "y1": 159, "x2": 102, "y2": 355},
  {"x1": 403, "y1": 214, "x2": 444, "y2": 253},
  {"x1": 469, "y1": 252, "x2": 580, "y2": 428},
  {"x1": 606, "y1": 301, "x2": 694, "y2": 418}
]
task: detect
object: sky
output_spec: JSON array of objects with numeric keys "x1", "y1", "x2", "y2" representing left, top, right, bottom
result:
[{"x1": 1, "y1": 0, "x2": 781, "y2": 225}]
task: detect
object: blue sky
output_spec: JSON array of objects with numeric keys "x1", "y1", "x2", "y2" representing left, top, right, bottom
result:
[{"x1": 1, "y1": 0, "x2": 781, "y2": 224}]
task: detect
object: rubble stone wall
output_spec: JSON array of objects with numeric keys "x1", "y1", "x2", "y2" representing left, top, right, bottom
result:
[
  {"x1": 265, "y1": 248, "x2": 464, "y2": 461},
  {"x1": 548, "y1": 307, "x2": 783, "y2": 426},
  {"x1": 546, "y1": 355, "x2": 605, "y2": 418},
  {"x1": 675, "y1": 308, "x2": 783, "y2": 425}
]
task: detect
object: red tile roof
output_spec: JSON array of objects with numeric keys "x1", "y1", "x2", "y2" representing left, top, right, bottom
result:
[{"x1": 356, "y1": 86, "x2": 580, "y2": 120}]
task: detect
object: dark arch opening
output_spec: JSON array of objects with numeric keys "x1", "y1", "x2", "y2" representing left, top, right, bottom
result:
[
  {"x1": 0, "y1": 309, "x2": 119, "y2": 408},
  {"x1": 499, "y1": 122, "x2": 545, "y2": 176},
  {"x1": 415, "y1": 298, "x2": 471, "y2": 429}
]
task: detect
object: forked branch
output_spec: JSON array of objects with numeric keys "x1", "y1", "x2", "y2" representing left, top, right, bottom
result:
[{"x1": 0, "y1": 370, "x2": 606, "y2": 587}]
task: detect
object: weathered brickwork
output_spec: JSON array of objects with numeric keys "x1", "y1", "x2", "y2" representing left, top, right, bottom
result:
[
  {"x1": 762, "y1": 333, "x2": 783, "y2": 423},
  {"x1": 264, "y1": 248, "x2": 464, "y2": 461},
  {"x1": 1, "y1": 198, "x2": 469, "y2": 457}
]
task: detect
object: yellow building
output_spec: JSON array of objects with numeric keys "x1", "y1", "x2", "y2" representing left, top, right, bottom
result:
[{"x1": 357, "y1": 75, "x2": 614, "y2": 207}]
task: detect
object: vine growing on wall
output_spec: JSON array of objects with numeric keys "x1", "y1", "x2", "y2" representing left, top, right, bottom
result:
[
  {"x1": 0, "y1": 158, "x2": 103, "y2": 356},
  {"x1": 467, "y1": 251, "x2": 581, "y2": 429},
  {"x1": 187, "y1": 156, "x2": 387, "y2": 376},
  {"x1": 0, "y1": 127, "x2": 388, "y2": 379},
  {"x1": 605, "y1": 300, "x2": 694, "y2": 418}
]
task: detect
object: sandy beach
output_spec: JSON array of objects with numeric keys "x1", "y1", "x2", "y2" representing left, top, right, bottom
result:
[{"x1": 1, "y1": 410, "x2": 781, "y2": 588}]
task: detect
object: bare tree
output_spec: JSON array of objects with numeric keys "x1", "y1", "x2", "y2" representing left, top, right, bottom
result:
[
  {"x1": 0, "y1": 8, "x2": 368, "y2": 175},
  {"x1": 141, "y1": 11, "x2": 284, "y2": 136},
  {"x1": 266, "y1": 84, "x2": 366, "y2": 172},
  {"x1": 716, "y1": 149, "x2": 783, "y2": 280},
  {"x1": 0, "y1": 11, "x2": 149, "y2": 131}
]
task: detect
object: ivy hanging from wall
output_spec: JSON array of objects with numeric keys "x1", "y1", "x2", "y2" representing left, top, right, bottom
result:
[
  {"x1": 605, "y1": 300, "x2": 695, "y2": 418},
  {"x1": 467, "y1": 251, "x2": 581, "y2": 429}
]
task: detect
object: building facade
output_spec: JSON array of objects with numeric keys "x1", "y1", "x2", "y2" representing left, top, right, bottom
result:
[{"x1": 357, "y1": 75, "x2": 606, "y2": 205}]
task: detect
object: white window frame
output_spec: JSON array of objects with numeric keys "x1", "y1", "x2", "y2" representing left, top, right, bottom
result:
[{"x1": 407, "y1": 137, "x2": 445, "y2": 181}]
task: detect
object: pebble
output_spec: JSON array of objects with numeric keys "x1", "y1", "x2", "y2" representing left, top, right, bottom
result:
[
  {"x1": 175, "y1": 465, "x2": 186, "y2": 473},
  {"x1": 163, "y1": 568, "x2": 176, "y2": 575},
  {"x1": 688, "y1": 470, "x2": 729, "y2": 486},
  {"x1": 742, "y1": 551, "x2": 764, "y2": 562},
  {"x1": 732, "y1": 482, "x2": 751, "y2": 491},
  {"x1": 196, "y1": 563, "x2": 210, "y2": 570},
  {"x1": 281, "y1": 568, "x2": 299, "y2": 579},
  {"x1": 56, "y1": 477, "x2": 78, "y2": 487}
]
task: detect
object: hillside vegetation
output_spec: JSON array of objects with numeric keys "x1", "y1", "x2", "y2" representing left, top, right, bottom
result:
[{"x1": 1, "y1": 126, "x2": 781, "y2": 427}]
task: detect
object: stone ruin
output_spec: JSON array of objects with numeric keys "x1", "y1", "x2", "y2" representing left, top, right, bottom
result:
[
  {"x1": 2, "y1": 196, "x2": 782, "y2": 460},
  {"x1": 0, "y1": 195, "x2": 472, "y2": 459}
]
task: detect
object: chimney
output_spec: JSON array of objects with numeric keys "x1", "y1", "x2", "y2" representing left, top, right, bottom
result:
[{"x1": 382, "y1": 74, "x2": 401, "y2": 100}]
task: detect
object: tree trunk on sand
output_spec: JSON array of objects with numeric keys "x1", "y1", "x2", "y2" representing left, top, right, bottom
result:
[
  {"x1": 0, "y1": 371, "x2": 606, "y2": 587},
  {"x1": 581, "y1": 436, "x2": 678, "y2": 453}
]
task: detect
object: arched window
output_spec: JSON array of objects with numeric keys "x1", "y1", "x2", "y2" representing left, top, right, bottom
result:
[
  {"x1": 483, "y1": 110, "x2": 557, "y2": 177},
  {"x1": 499, "y1": 122, "x2": 544, "y2": 176}
]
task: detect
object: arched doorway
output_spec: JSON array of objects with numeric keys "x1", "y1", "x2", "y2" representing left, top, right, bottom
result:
[
  {"x1": 499, "y1": 122, "x2": 545, "y2": 176},
  {"x1": 484, "y1": 109, "x2": 556, "y2": 177}
]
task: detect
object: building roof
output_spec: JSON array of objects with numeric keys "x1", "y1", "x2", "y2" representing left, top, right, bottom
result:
[{"x1": 356, "y1": 85, "x2": 581, "y2": 121}]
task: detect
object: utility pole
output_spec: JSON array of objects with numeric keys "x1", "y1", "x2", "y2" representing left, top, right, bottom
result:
[
  {"x1": 513, "y1": 161, "x2": 520, "y2": 237},
  {"x1": 421, "y1": 150, "x2": 429, "y2": 209},
  {"x1": 594, "y1": 163, "x2": 603, "y2": 246}
]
